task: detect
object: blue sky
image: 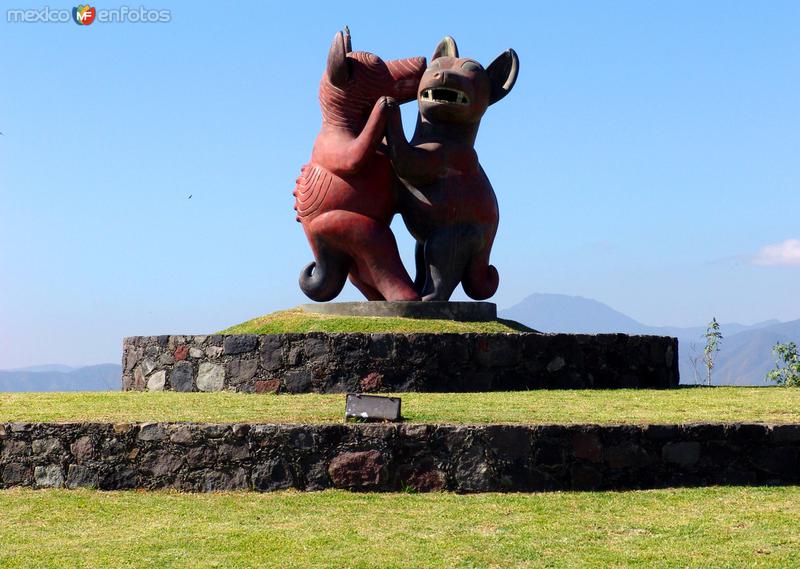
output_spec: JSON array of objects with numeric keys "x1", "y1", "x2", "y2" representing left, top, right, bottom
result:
[{"x1": 1, "y1": 1, "x2": 798, "y2": 368}]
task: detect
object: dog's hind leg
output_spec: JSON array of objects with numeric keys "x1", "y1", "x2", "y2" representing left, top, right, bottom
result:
[
  {"x1": 310, "y1": 210, "x2": 418, "y2": 302},
  {"x1": 348, "y1": 271, "x2": 384, "y2": 301},
  {"x1": 350, "y1": 225, "x2": 418, "y2": 302},
  {"x1": 419, "y1": 226, "x2": 474, "y2": 301},
  {"x1": 413, "y1": 241, "x2": 426, "y2": 294}
]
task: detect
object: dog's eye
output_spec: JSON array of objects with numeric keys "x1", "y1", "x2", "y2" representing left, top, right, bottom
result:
[{"x1": 461, "y1": 61, "x2": 482, "y2": 73}]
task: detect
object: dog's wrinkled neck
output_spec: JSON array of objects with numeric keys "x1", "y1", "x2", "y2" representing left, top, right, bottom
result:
[{"x1": 416, "y1": 114, "x2": 480, "y2": 147}]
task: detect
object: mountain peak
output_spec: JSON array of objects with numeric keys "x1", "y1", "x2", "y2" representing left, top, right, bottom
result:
[{"x1": 501, "y1": 293, "x2": 647, "y2": 334}]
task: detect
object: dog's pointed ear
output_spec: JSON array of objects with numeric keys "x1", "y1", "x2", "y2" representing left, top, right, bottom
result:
[
  {"x1": 432, "y1": 36, "x2": 458, "y2": 60},
  {"x1": 326, "y1": 30, "x2": 350, "y2": 88},
  {"x1": 487, "y1": 48, "x2": 519, "y2": 105},
  {"x1": 343, "y1": 25, "x2": 352, "y2": 53}
]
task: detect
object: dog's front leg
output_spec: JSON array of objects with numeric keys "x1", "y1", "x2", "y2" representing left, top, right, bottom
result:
[{"x1": 383, "y1": 99, "x2": 443, "y2": 185}]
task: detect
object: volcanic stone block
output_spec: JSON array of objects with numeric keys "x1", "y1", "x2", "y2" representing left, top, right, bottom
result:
[
  {"x1": 223, "y1": 335, "x2": 258, "y2": 355},
  {"x1": 328, "y1": 450, "x2": 386, "y2": 489},
  {"x1": 66, "y1": 464, "x2": 99, "y2": 489},
  {"x1": 403, "y1": 467, "x2": 444, "y2": 492},
  {"x1": 168, "y1": 425, "x2": 194, "y2": 445},
  {"x1": 34, "y1": 465, "x2": 64, "y2": 488},
  {"x1": 2, "y1": 463, "x2": 29, "y2": 485},
  {"x1": 170, "y1": 361, "x2": 194, "y2": 392},
  {"x1": 455, "y1": 445, "x2": 495, "y2": 492},
  {"x1": 197, "y1": 363, "x2": 225, "y2": 392},
  {"x1": 70, "y1": 436, "x2": 93, "y2": 462},
  {"x1": 147, "y1": 370, "x2": 166, "y2": 391},
  {"x1": 198, "y1": 468, "x2": 248, "y2": 492},
  {"x1": 141, "y1": 358, "x2": 157, "y2": 376},
  {"x1": 31, "y1": 437, "x2": 62, "y2": 457},
  {"x1": 174, "y1": 345, "x2": 189, "y2": 361},
  {"x1": 284, "y1": 370, "x2": 312, "y2": 393},
  {"x1": 252, "y1": 458, "x2": 295, "y2": 491},
  {"x1": 662, "y1": 441, "x2": 701, "y2": 466},
  {"x1": 141, "y1": 450, "x2": 183, "y2": 478},
  {"x1": 227, "y1": 358, "x2": 258, "y2": 384},
  {"x1": 571, "y1": 431, "x2": 603, "y2": 462}
]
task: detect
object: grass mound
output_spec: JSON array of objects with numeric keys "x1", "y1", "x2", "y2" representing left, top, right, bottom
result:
[{"x1": 218, "y1": 308, "x2": 532, "y2": 335}]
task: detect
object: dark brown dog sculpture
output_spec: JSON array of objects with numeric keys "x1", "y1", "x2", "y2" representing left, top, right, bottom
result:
[
  {"x1": 384, "y1": 37, "x2": 518, "y2": 301},
  {"x1": 294, "y1": 28, "x2": 426, "y2": 301}
]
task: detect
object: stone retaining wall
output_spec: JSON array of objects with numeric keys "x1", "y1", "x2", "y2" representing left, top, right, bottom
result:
[
  {"x1": 2, "y1": 422, "x2": 797, "y2": 492},
  {"x1": 122, "y1": 333, "x2": 679, "y2": 393}
]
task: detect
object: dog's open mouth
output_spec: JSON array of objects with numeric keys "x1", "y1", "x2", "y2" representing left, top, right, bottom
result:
[{"x1": 420, "y1": 88, "x2": 470, "y2": 106}]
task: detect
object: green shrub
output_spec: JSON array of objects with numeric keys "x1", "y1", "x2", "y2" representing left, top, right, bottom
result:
[
  {"x1": 703, "y1": 317, "x2": 722, "y2": 386},
  {"x1": 766, "y1": 341, "x2": 800, "y2": 387}
]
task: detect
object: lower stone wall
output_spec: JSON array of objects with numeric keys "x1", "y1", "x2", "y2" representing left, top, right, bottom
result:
[
  {"x1": 122, "y1": 333, "x2": 679, "y2": 392},
  {"x1": 2, "y1": 422, "x2": 798, "y2": 492}
]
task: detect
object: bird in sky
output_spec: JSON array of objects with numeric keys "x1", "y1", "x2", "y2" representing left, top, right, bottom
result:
[{"x1": 188, "y1": 194, "x2": 192, "y2": 199}]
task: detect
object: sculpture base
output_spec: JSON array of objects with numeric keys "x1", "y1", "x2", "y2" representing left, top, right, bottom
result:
[
  {"x1": 299, "y1": 301, "x2": 497, "y2": 322},
  {"x1": 122, "y1": 332, "x2": 679, "y2": 393},
  {"x1": 3, "y1": 421, "x2": 796, "y2": 492}
]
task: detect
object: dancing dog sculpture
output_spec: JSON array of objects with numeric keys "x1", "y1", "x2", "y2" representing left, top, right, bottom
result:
[
  {"x1": 384, "y1": 37, "x2": 518, "y2": 301},
  {"x1": 294, "y1": 28, "x2": 426, "y2": 301}
]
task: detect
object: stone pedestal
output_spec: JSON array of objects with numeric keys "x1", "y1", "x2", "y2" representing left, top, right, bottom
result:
[
  {"x1": 122, "y1": 332, "x2": 679, "y2": 393},
  {"x1": 2, "y1": 421, "x2": 796, "y2": 492}
]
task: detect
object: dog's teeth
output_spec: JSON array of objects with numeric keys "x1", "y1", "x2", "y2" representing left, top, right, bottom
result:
[{"x1": 422, "y1": 88, "x2": 469, "y2": 104}]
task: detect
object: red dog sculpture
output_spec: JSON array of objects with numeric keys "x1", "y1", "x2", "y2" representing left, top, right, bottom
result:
[
  {"x1": 384, "y1": 37, "x2": 518, "y2": 301},
  {"x1": 294, "y1": 28, "x2": 426, "y2": 301}
]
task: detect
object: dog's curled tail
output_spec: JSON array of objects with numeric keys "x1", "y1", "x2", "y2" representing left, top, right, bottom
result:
[{"x1": 299, "y1": 248, "x2": 350, "y2": 302}]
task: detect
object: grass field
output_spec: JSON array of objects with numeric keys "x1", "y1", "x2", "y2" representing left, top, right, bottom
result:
[
  {"x1": 1, "y1": 387, "x2": 798, "y2": 424},
  {"x1": 0, "y1": 487, "x2": 798, "y2": 568},
  {"x1": 218, "y1": 308, "x2": 532, "y2": 334},
  {"x1": 3, "y1": 390, "x2": 798, "y2": 568}
]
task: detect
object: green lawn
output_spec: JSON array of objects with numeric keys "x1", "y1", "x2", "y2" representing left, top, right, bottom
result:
[
  {"x1": 218, "y1": 308, "x2": 532, "y2": 334},
  {"x1": 1, "y1": 387, "x2": 798, "y2": 424},
  {"x1": 0, "y1": 487, "x2": 798, "y2": 568}
]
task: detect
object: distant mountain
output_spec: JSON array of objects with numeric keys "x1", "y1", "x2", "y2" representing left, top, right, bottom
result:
[
  {"x1": 7, "y1": 364, "x2": 76, "y2": 373},
  {"x1": 500, "y1": 293, "x2": 799, "y2": 386},
  {"x1": 0, "y1": 364, "x2": 120, "y2": 392},
  {"x1": 499, "y1": 293, "x2": 648, "y2": 334}
]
